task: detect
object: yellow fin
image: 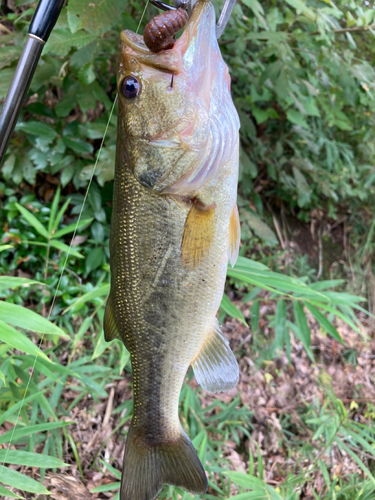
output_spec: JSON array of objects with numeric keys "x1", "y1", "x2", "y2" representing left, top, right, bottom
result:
[
  {"x1": 228, "y1": 203, "x2": 241, "y2": 268},
  {"x1": 181, "y1": 199, "x2": 215, "y2": 268},
  {"x1": 191, "y1": 318, "x2": 239, "y2": 393},
  {"x1": 103, "y1": 295, "x2": 120, "y2": 342}
]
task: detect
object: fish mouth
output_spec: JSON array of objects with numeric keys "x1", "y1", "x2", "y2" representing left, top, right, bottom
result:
[{"x1": 120, "y1": 0, "x2": 211, "y2": 74}]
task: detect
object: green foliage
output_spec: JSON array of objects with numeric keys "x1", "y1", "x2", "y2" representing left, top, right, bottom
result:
[
  {"x1": 225, "y1": 0, "x2": 375, "y2": 221},
  {"x1": 2, "y1": 0, "x2": 375, "y2": 227},
  {"x1": 1, "y1": 0, "x2": 375, "y2": 497}
]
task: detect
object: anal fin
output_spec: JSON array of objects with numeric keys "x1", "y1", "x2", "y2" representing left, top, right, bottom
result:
[
  {"x1": 228, "y1": 203, "x2": 241, "y2": 267},
  {"x1": 181, "y1": 199, "x2": 215, "y2": 268},
  {"x1": 191, "y1": 318, "x2": 239, "y2": 393},
  {"x1": 103, "y1": 295, "x2": 120, "y2": 342}
]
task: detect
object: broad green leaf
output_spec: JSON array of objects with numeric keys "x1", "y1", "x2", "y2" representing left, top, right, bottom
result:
[
  {"x1": 85, "y1": 246, "x2": 104, "y2": 274},
  {"x1": 247, "y1": 31, "x2": 288, "y2": 42},
  {"x1": 287, "y1": 109, "x2": 308, "y2": 129},
  {"x1": 0, "y1": 466, "x2": 50, "y2": 494},
  {"x1": 293, "y1": 167, "x2": 311, "y2": 207},
  {"x1": 245, "y1": 212, "x2": 278, "y2": 245},
  {"x1": 310, "y1": 280, "x2": 345, "y2": 291},
  {"x1": 68, "y1": 0, "x2": 124, "y2": 34},
  {"x1": 0, "y1": 450, "x2": 68, "y2": 468},
  {"x1": 0, "y1": 319, "x2": 50, "y2": 361},
  {"x1": 284, "y1": 0, "x2": 315, "y2": 17},
  {"x1": 0, "y1": 277, "x2": 43, "y2": 291},
  {"x1": 0, "y1": 302, "x2": 68, "y2": 338},
  {"x1": 45, "y1": 28, "x2": 97, "y2": 56},
  {"x1": 63, "y1": 136, "x2": 93, "y2": 155},
  {"x1": 0, "y1": 244, "x2": 13, "y2": 252},
  {"x1": 0, "y1": 69, "x2": 14, "y2": 99},
  {"x1": 234, "y1": 256, "x2": 269, "y2": 271},
  {"x1": 15, "y1": 203, "x2": 49, "y2": 239},
  {"x1": 220, "y1": 294, "x2": 247, "y2": 325},
  {"x1": 17, "y1": 121, "x2": 58, "y2": 140},
  {"x1": 0, "y1": 421, "x2": 73, "y2": 446}
]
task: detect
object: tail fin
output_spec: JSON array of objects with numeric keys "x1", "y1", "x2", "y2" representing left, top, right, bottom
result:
[{"x1": 121, "y1": 425, "x2": 208, "y2": 500}]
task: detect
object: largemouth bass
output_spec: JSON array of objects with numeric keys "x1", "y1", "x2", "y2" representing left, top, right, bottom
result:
[{"x1": 104, "y1": 1, "x2": 241, "y2": 498}]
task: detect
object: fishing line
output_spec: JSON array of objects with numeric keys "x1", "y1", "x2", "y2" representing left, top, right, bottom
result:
[
  {"x1": 0, "y1": 97, "x2": 117, "y2": 482},
  {"x1": 0, "y1": 1, "x2": 150, "y2": 481}
]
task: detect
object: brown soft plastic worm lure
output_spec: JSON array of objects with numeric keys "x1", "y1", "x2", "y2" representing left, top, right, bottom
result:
[{"x1": 144, "y1": 7, "x2": 189, "y2": 53}]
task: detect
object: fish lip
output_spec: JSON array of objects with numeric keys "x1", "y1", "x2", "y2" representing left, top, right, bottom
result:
[{"x1": 120, "y1": 31, "x2": 150, "y2": 55}]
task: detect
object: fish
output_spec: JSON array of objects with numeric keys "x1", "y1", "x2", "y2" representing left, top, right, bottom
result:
[{"x1": 104, "y1": 0, "x2": 241, "y2": 499}]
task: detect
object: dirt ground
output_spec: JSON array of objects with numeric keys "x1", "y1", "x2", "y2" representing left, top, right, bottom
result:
[{"x1": 9, "y1": 299, "x2": 375, "y2": 500}]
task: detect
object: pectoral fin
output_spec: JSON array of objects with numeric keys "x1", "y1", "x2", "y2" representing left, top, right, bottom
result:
[
  {"x1": 191, "y1": 319, "x2": 239, "y2": 393},
  {"x1": 228, "y1": 203, "x2": 241, "y2": 267},
  {"x1": 103, "y1": 295, "x2": 120, "y2": 342},
  {"x1": 181, "y1": 199, "x2": 215, "y2": 268}
]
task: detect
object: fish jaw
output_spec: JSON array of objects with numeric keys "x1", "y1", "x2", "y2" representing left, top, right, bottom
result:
[
  {"x1": 164, "y1": 0, "x2": 240, "y2": 195},
  {"x1": 117, "y1": 0, "x2": 239, "y2": 195}
]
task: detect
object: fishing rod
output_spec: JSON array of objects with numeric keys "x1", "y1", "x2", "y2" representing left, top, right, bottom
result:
[
  {"x1": 0, "y1": 0, "x2": 236, "y2": 168},
  {"x1": 0, "y1": 0, "x2": 65, "y2": 167}
]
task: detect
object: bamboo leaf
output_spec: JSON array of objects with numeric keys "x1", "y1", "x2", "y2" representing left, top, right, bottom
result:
[
  {"x1": 0, "y1": 484, "x2": 23, "y2": 498},
  {"x1": 0, "y1": 302, "x2": 69, "y2": 338},
  {"x1": 0, "y1": 392, "x2": 45, "y2": 427},
  {"x1": 0, "y1": 319, "x2": 50, "y2": 361},
  {"x1": 274, "y1": 299, "x2": 287, "y2": 351},
  {"x1": 91, "y1": 482, "x2": 121, "y2": 493},
  {"x1": 0, "y1": 421, "x2": 73, "y2": 446},
  {"x1": 0, "y1": 466, "x2": 51, "y2": 494},
  {"x1": 49, "y1": 239, "x2": 84, "y2": 259},
  {"x1": 0, "y1": 277, "x2": 43, "y2": 291},
  {"x1": 335, "y1": 437, "x2": 375, "y2": 486},
  {"x1": 64, "y1": 283, "x2": 110, "y2": 313},
  {"x1": 15, "y1": 203, "x2": 49, "y2": 239},
  {"x1": 48, "y1": 185, "x2": 60, "y2": 236},
  {"x1": 0, "y1": 450, "x2": 69, "y2": 468},
  {"x1": 53, "y1": 218, "x2": 93, "y2": 238},
  {"x1": 220, "y1": 294, "x2": 247, "y2": 325},
  {"x1": 304, "y1": 303, "x2": 343, "y2": 343},
  {"x1": 52, "y1": 197, "x2": 71, "y2": 233},
  {"x1": 293, "y1": 302, "x2": 311, "y2": 347}
]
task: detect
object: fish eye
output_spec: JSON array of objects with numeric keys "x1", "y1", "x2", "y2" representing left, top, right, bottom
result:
[{"x1": 121, "y1": 75, "x2": 141, "y2": 98}]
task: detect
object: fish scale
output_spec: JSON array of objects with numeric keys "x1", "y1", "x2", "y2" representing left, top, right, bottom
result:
[{"x1": 104, "y1": 1, "x2": 241, "y2": 498}]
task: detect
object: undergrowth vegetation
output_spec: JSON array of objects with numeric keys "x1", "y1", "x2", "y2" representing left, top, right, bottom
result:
[{"x1": 1, "y1": 0, "x2": 375, "y2": 498}]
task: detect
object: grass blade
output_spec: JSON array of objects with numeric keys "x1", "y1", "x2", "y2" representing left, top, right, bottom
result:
[{"x1": 15, "y1": 203, "x2": 49, "y2": 239}]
